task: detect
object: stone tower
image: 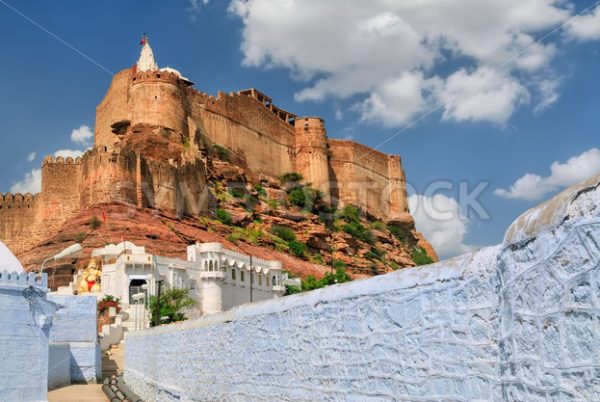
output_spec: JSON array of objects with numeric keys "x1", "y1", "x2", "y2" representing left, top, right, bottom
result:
[
  {"x1": 294, "y1": 117, "x2": 331, "y2": 202},
  {"x1": 95, "y1": 40, "x2": 190, "y2": 150}
]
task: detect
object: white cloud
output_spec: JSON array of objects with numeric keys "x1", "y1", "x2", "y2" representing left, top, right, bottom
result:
[
  {"x1": 409, "y1": 193, "x2": 475, "y2": 259},
  {"x1": 10, "y1": 169, "x2": 41, "y2": 194},
  {"x1": 434, "y1": 67, "x2": 530, "y2": 124},
  {"x1": 27, "y1": 152, "x2": 37, "y2": 162},
  {"x1": 495, "y1": 148, "x2": 600, "y2": 200},
  {"x1": 567, "y1": 5, "x2": 600, "y2": 40},
  {"x1": 70, "y1": 125, "x2": 93, "y2": 146},
  {"x1": 230, "y1": 0, "x2": 573, "y2": 127},
  {"x1": 10, "y1": 149, "x2": 85, "y2": 194},
  {"x1": 54, "y1": 149, "x2": 84, "y2": 159},
  {"x1": 533, "y1": 76, "x2": 561, "y2": 113}
]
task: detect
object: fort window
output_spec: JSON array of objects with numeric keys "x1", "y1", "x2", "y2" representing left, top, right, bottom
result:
[
  {"x1": 231, "y1": 269, "x2": 236, "y2": 280},
  {"x1": 258, "y1": 275, "x2": 262, "y2": 286},
  {"x1": 272, "y1": 276, "x2": 276, "y2": 286},
  {"x1": 156, "y1": 74, "x2": 161, "y2": 78},
  {"x1": 240, "y1": 271, "x2": 245, "y2": 282}
]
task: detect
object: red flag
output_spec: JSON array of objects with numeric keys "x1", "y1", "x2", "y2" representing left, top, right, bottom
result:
[{"x1": 140, "y1": 34, "x2": 147, "y2": 46}]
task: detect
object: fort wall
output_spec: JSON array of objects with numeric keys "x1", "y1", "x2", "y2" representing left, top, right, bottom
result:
[
  {"x1": 0, "y1": 193, "x2": 41, "y2": 254},
  {"x1": 189, "y1": 89, "x2": 296, "y2": 178},
  {"x1": 328, "y1": 139, "x2": 405, "y2": 218},
  {"x1": 95, "y1": 70, "x2": 131, "y2": 150}
]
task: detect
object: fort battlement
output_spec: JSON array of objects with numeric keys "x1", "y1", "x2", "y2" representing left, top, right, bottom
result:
[
  {"x1": 130, "y1": 69, "x2": 184, "y2": 87},
  {"x1": 42, "y1": 155, "x2": 83, "y2": 166},
  {"x1": 0, "y1": 193, "x2": 38, "y2": 206},
  {"x1": 0, "y1": 270, "x2": 47, "y2": 288}
]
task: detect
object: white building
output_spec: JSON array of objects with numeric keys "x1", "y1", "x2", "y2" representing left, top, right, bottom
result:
[{"x1": 94, "y1": 242, "x2": 286, "y2": 318}]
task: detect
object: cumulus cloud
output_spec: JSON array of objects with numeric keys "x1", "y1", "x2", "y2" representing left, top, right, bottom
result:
[
  {"x1": 409, "y1": 193, "x2": 475, "y2": 259},
  {"x1": 70, "y1": 125, "x2": 93, "y2": 146},
  {"x1": 10, "y1": 169, "x2": 42, "y2": 194},
  {"x1": 9, "y1": 126, "x2": 91, "y2": 195},
  {"x1": 229, "y1": 0, "x2": 576, "y2": 127},
  {"x1": 567, "y1": 5, "x2": 600, "y2": 40},
  {"x1": 495, "y1": 148, "x2": 600, "y2": 201},
  {"x1": 434, "y1": 67, "x2": 530, "y2": 124}
]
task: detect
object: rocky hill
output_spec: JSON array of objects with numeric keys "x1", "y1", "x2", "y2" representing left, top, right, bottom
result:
[{"x1": 20, "y1": 148, "x2": 437, "y2": 283}]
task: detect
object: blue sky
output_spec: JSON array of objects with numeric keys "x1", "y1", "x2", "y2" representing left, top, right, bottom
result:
[{"x1": 1, "y1": 0, "x2": 599, "y2": 258}]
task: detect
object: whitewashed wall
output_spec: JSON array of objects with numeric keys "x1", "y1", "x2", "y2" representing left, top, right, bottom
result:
[
  {"x1": 125, "y1": 176, "x2": 600, "y2": 401},
  {"x1": 47, "y1": 294, "x2": 101, "y2": 384},
  {"x1": 0, "y1": 272, "x2": 55, "y2": 402}
]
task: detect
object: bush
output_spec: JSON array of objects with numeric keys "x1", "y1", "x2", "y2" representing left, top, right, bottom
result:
[
  {"x1": 270, "y1": 235, "x2": 290, "y2": 252},
  {"x1": 279, "y1": 172, "x2": 303, "y2": 184},
  {"x1": 412, "y1": 247, "x2": 434, "y2": 266},
  {"x1": 288, "y1": 240, "x2": 307, "y2": 258},
  {"x1": 212, "y1": 144, "x2": 231, "y2": 161},
  {"x1": 285, "y1": 285, "x2": 302, "y2": 295},
  {"x1": 271, "y1": 225, "x2": 296, "y2": 242},
  {"x1": 228, "y1": 187, "x2": 246, "y2": 198},
  {"x1": 342, "y1": 221, "x2": 374, "y2": 244},
  {"x1": 228, "y1": 226, "x2": 264, "y2": 245},
  {"x1": 338, "y1": 205, "x2": 362, "y2": 222},
  {"x1": 216, "y1": 209, "x2": 232, "y2": 225},
  {"x1": 266, "y1": 198, "x2": 279, "y2": 209},
  {"x1": 299, "y1": 267, "x2": 352, "y2": 292},
  {"x1": 149, "y1": 288, "x2": 196, "y2": 326},
  {"x1": 74, "y1": 232, "x2": 87, "y2": 243},
  {"x1": 288, "y1": 186, "x2": 323, "y2": 211},
  {"x1": 253, "y1": 183, "x2": 267, "y2": 197},
  {"x1": 388, "y1": 224, "x2": 407, "y2": 242},
  {"x1": 89, "y1": 215, "x2": 102, "y2": 230},
  {"x1": 369, "y1": 220, "x2": 386, "y2": 231},
  {"x1": 309, "y1": 253, "x2": 325, "y2": 264}
]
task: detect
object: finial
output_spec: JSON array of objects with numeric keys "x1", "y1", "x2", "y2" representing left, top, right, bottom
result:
[{"x1": 137, "y1": 34, "x2": 158, "y2": 72}]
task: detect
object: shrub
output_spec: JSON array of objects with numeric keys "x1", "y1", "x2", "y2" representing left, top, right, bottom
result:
[
  {"x1": 285, "y1": 285, "x2": 302, "y2": 295},
  {"x1": 149, "y1": 288, "x2": 196, "y2": 326},
  {"x1": 300, "y1": 267, "x2": 352, "y2": 292},
  {"x1": 74, "y1": 232, "x2": 87, "y2": 243},
  {"x1": 342, "y1": 221, "x2": 374, "y2": 244},
  {"x1": 216, "y1": 209, "x2": 232, "y2": 225},
  {"x1": 271, "y1": 225, "x2": 296, "y2": 242},
  {"x1": 309, "y1": 253, "x2": 325, "y2": 264},
  {"x1": 270, "y1": 235, "x2": 290, "y2": 252},
  {"x1": 288, "y1": 186, "x2": 323, "y2": 211},
  {"x1": 332, "y1": 260, "x2": 347, "y2": 270},
  {"x1": 369, "y1": 220, "x2": 386, "y2": 231},
  {"x1": 89, "y1": 215, "x2": 102, "y2": 230},
  {"x1": 253, "y1": 183, "x2": 267, "y2": 197},
  {"x1": 279, "y1": 172, "x2": 303, "y2": 184},
  {"x1": 288, "y1": 240, "x2": 307, "y2": 258},
  {"x1": 338, "y1": 205, "x2": 362, "y2": 222},
  {"x1": 301, "y1": 275, "x2": 320, "y2": 291},
  {"x1": 212, "y1": 144, "x2": 231, "y2": 161},
  {"x1": 389, "y1": 261, "x2": 401, "y2": 271},
  {"x1": 228, "y1": 226, "x2": 264, "y2": 245},
  {"x1": 244, "y1": 194, "x2": 259, "y2": 212},
  {"x1": 228, "y1": 187, "x2": 245, "y2": 198},
  {"x1": 412, "y1": 247, "x2": 434, "y2": 266},
  {"x1": 388, "y1": 224, "x2": 407, "y2": 242},
  {"x1": 266, "y1": 198, "x2": 279, "y2": 209}
]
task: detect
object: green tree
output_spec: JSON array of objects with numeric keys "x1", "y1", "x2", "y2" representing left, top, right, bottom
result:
[{"x1": 149, "y1": 288, "x2": 196, "y2": 326}]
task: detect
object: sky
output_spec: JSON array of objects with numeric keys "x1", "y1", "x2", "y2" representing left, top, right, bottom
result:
[{"x1": 0, "y1": 0, "x2": 599, "y2": 259}]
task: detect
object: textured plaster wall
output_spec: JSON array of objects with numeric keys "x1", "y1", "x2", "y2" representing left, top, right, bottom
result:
[
  {"x1": 125, "y1": 176, "x2": 600, "y2": 401},
  {"x1": 47, "y1": 295, "x2": 101, "y2": 384},
  {"x1": 0, "y1": 275, "x2": 55, "y2": 402},
  {"x1": 126, "y1": 246, "x2": 502, "y2": 401}
]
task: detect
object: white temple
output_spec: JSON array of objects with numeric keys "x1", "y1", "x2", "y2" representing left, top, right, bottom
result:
[{"x1": 137, "y1": 41, "x2": 158, "y2": 72}]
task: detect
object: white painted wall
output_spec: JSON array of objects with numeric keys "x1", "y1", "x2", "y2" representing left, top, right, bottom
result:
[
  {"x1": 124, "y1": 175, "x2": 600, "y2": 401},
  {"x1": 47, "y1": 295, "x2": 101, "y2": 384},
  {"x1": 0, "y1": 272, "x2": 55, "y2": 402}
]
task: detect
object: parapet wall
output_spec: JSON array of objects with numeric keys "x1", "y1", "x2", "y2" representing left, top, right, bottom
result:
[{"x1": 125, "y1": 175, "x2": 600, "y2": 401}]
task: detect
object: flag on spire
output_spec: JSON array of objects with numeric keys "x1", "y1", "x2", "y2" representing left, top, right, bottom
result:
[{"x1": 140, "y1": 33, "x2": 148, "y2": 46}]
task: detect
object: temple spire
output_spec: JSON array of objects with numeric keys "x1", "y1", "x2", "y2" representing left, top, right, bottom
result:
[{"x1": 137, "y1": 35, "x2": 158, "y2": 72}]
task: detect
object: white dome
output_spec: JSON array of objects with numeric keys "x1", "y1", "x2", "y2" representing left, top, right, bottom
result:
[{"x1": 0, "y1": 241, "x2": 24, "y2": 273}]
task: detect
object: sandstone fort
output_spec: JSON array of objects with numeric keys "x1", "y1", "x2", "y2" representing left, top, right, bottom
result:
[{"x1": 0, "y1": 41, "x2": 416, "y2": 262}]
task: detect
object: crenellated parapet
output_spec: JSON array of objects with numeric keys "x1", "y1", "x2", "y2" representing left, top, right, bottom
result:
[
  {"x1": 42, "y1": 155, "x2": 84, "y2": 166},
  {"x1": 130, "y1": 69, "x2": 182, "y2": 87}
]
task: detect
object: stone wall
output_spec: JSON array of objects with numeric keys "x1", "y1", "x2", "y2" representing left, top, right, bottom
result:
[
  {"x1": 328, "y1": 139, "x2": 407, "y2": 219},
  {"x1": 124, "y1": 176, "x2": 600, "y2": 401}
]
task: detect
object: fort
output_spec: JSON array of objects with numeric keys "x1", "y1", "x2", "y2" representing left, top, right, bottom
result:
[{"x1": 0, "y1": 41, "x2": 411, "y2": 257}]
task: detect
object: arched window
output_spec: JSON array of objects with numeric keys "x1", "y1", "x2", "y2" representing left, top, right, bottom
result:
[
  {"x1": 241, "y1": 271, "x2": 245, "y2": 282},
  {"x1": 272, "y1": 276, "x2": 277, "y2": 286},
  {"x1": 231, "y1": 269, "x2": 236, "y2": 280}
]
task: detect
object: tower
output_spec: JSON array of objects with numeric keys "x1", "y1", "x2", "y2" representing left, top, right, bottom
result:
[
  {"x1": 386, "y1": 155, "x2": 409, "y2": 220},
  {"x1": 294, "y1": 117, "x2": 331, "y2": 202},
  {"x1": 94, "y1": 40, "x2": 189, "y2": 150}
]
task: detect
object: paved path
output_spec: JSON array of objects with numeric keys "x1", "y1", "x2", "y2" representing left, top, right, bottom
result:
[
  {"x1": 48, "y1": 384, "x2": 108, "y2": 402},
  {"x1": 48, "y1": 342, "x2": 124, "y2": 402}
]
